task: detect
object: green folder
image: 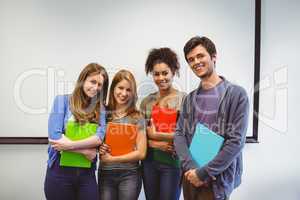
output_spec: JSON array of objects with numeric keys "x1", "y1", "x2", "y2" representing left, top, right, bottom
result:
[
  {"x1": 153, "y1": 149, "x2": 180, "y2": 167},
  {"x1": 60, "y1": 121, "x2": 98, "y2": 168}
]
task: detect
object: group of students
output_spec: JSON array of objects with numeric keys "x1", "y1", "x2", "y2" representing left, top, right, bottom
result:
[{"x1": 44, "y1": 36, "x2": 249, "y2": 200}]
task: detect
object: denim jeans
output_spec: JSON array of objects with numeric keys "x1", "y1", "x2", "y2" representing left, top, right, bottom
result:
[
  {"x1": 142, "y1": 158, "x2": 181, "y2": 200},
  {"x1": 98, "y1": 168, "x2": 142, "y2": 200},
  {"x1": 44, "y1": 158, "x2": 98, "y2": 200}
]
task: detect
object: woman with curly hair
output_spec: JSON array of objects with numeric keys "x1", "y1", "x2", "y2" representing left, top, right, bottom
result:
[{"x1": 140, "y1": 48, "x2": 186, "y2": 200}]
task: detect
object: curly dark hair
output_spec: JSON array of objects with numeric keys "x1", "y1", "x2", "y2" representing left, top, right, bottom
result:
[
  {"x1": 145, "y1": 47, "x2": 180, "y2": 76},
  {"x1": 183, "y1": 36, "x2": 217, "y2": 62}
]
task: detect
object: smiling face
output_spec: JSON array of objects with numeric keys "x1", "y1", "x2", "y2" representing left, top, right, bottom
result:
[
  {"x1": 113, "y1": 79, "x2": 133, "y2": 107},
  {"x1": 83, "y1": 73, "x2": 104, "y2": 98},
  {"x1": 152, "y1": 62, "x2": 174, "y2": 91},
  {"x1": 186, "y1": 45, "x2": 216, "y2": 79}
]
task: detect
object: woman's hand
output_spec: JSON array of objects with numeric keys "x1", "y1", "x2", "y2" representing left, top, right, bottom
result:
[
  {"x1": 82, "y1": 148, "x2": 97, "y2": 161},
  {"x1": 146, "y1": 119, "x2": 161, "y2": 140},
  {"x1": 148, "y1": 140, "x2": 175, "y2": 153},
  {"x1": 49, "y1": 135, "x2": 74, "y2": 151},
  {"x1": 146, "y1": 119, "x2": 157, "y2": 138},
  {"x1": 100, "y1": 152, "x2": 115, "y2": 163},
  {"x1": 99, "y1": 143, "x2": 111, "y2": 156},
  {"x1": 99, "y1": 143, "x2": 115, "y2": 163}
]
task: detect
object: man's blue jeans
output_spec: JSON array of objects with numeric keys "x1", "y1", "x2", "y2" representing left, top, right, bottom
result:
[
  {"x1": 44, "y1": 158, "x2": 98, "y2": 200},
  {"x1": 142, "y1": 158, "x2": 181, "y2": 200},
  {"x1": 98, "y1": 168, "x2": 142, "y2": 200}
]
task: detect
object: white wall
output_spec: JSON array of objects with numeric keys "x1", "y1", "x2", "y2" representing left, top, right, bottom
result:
[
  {"x1": 231, "y1": 0, "x2": 300, "y2": 199},
  {"x1": 0, "y1": 0, "x2": 255, "y2": 138},
  {"x1": 1, "y1": 0, "x2": 300, "y2": 199}
]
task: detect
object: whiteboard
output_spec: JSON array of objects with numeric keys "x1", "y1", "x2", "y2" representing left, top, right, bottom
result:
[{"x1": 0, "y1": 0, "x2": 257, "y2": 142}]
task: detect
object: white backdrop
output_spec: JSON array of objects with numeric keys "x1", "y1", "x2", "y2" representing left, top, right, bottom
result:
[{"x1": 0, "y1": 0, "x2": 255, "y2": 137}]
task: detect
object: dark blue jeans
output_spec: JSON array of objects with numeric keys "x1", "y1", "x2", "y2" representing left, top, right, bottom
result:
[
  {"x1": 142, "y1": 158, "x2": 181, "y2": 200},
  {"x1": 98, "y1": 168, "x2": 142, "y2": 200},
  {"x1": 44, "y1": 158, "x2": 98, "y2": 200}
]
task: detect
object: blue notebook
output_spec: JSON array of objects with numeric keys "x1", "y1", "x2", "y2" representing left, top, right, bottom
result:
[{"x1": 189, "y1": 123, "x2": 224, "y2": 167}]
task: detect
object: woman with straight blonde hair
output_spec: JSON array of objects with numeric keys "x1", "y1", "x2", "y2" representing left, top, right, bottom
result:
[
  {"x1": 98, "y1": 69, "x2": 147, "y2": 200},
  {"x1": 44, "y1": 63, "x2": 109, "y2": 200}
]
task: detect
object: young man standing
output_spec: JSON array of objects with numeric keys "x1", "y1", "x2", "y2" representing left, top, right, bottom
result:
[{"x1": 174, "y1": 36, "x2": 249, "y2": 200}]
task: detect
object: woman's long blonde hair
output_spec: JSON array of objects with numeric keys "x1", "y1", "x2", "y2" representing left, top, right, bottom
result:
[
  {"x1": 70, "y1": 63, "x2": 109, "y2": 124},
  {"x1": 107, "y1": 69, "x2": 139, "y2": 119}
]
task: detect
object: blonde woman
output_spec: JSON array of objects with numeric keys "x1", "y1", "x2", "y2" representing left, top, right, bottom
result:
[
  {"x1": 98, "y1": 70, "x2": 147, "y2": 200},
  {"x1": 44, "y1": 63, "x2": 109, "y2": 200}
]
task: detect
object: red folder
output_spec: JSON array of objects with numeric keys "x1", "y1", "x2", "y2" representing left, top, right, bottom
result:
[
  {"x1": 105, "y1": 122, "x2": 138, "y2": 156},
  {"x1": 150, "y1": 105, "x2": 179, "y2": 165},
  {"x1": 151, "y1": 105, "x2": 178, "y2": 133}
]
